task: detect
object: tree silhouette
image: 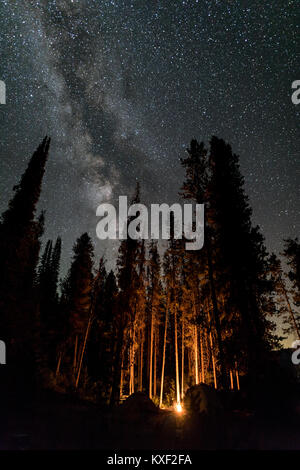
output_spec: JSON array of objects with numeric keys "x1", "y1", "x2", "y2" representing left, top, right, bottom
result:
[{"x1": 0, "y1": 137, "x2": 50, "y2": 390}]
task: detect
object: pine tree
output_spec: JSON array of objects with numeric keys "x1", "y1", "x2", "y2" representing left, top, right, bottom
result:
[
  {"x1": 147, "y1": 240, "x2": 162, "y2": 399},
  {"x1": 110, "y1": 184, "x2": 143, "y2": 405},
  {"x1": 133, "y1": 239, "x2": 147, "y2": 394},
  {"x1": 180, "y1": 137, "x2": 277, "y2": 389},
  {"x1": 163, "y1": 228, "x2": 183, "y2": 406},
  {"x1": 208, "y1": 136, "x2": 276, "y2": 380},
  {"x1": 63, "y1": 233, "x2": 94, "y2": 387},
  {"x1": 180, "y1": 139, "x2": 227, "y2": 388},
  {"x1": 0, "y1": 137, "x2": 50, "y2": 389}
]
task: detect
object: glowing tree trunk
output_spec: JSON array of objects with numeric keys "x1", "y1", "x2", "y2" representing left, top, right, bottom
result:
[
  {"x1": 194, "y1": 324, "x2": 199, "y2": 385},
  {"x1": 200, "y1": 328, "x2": 205, "y2": 383},
  {"x1": 174, "y1": 304, "x2": 180, "y2": 405},
  {"x1": 188, "y1": 347, "x2": 192, "y2": 384},
  {"x1": 129, "y1": 344, "x2": 133, "y2": 395},
  {"x1": 181, "y1": 316, "x2": 185, "y2": 400},
  {"x1": 75, "y1": 316, "x2": 93, "y2": 388},
  {"x1": 129, "y1": 324, "x2": 135, "y2": 395},
  {"x1": 149, "y1": 308, "x2": 154, "y2": 399},
  {"x1": 55, "y1": 351, "x2": 62, "y2": 378},
  {"x1": 159, "y1": 298, "x2": 169, "y2": 408},
  {"x1": 153, "y1": 330, "x2": 157, "y2": 397},
  {"x1": 235, "y1": 362, "x2": 240, "y2": 390},
  {"x1": 120, "y1": 354, "x2": 124, "y2": 398},
  {"x1": 209, "y1": 330, "x2": 217, "y2": 389},
  {"x1": 192, "y1": 294, "x2": 199, "y2": 385},
  {"x1": 230, "y1": 369, "x2": 234, "y2": 389},
  {"x1": 138, "y1": 334, "x2": 143, "y2": 392}
]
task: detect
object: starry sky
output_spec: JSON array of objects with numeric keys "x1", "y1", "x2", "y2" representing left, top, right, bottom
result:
[{"x1": 0, "y1": 0, "x2": 299, "y2": 277}]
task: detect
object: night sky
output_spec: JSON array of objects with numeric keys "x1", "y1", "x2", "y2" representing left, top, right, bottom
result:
[{"x1": 0, "y1": 0, "x2": 299, "y2": 275}]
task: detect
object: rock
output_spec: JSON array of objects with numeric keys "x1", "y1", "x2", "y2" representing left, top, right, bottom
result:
[
  {"x1": 119, "y1": 392, "x2": 158, "y2": 422},
  {"x1": 183, "y1": 384, "x2": 223, "y2": 417}
]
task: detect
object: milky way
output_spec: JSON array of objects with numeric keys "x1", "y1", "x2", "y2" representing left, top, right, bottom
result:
[{"x1": 0, "y1": 0, "x2": 299, "y2": 274}]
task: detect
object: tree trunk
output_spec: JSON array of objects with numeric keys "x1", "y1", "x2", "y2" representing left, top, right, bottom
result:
[
  {"x1": 138, "y1": 333, "x2": 143, "y2": 392},
  {"x1": 181, "y1": 315, "x2": 185, "y2": 400},
  {"x1": 235, "y1": 362, "x2": 240, "y2": 390},
  {"x1": 129, "y1": 341, "x2": 133, "y2": 395},
  {"x1": 174, "y1": 303, "x2": 180, "y2": 405},
  {"x1": 206, "y1": 233, "x2": 226, "y2": 388},
  {"x1": 159, "y1": 296, "x2": 169, "y2": 408},
  {"x1": 230, "y1": 369, "x2": 234, "y2": 390},
  {"x1": 194, "y1": 324, "x2": 199, "y2": 385},
  {"x1": 192, "y1": 291, "x2": 199, "y2": 385},
  {"x1": 75, "y1": 317, "x2": 92, "y2": 388},
  {"x1": 149, "y1": 307, "x2": 154, "y2": 399},
  {"x1": 120, "y1": 354, "x2": 124, "y2": 398},
  {"x1": 153, "y1": 330, "x2": 157, "y2": 397},
  {"x1": 129, "y1": 323, "x2": 135, "y2": 395},
  {"x1": 209, "y1": 330, "x2": 217, "y2": 389},
  {"x1": 200, "y1": 328, "x2": 205, "y2": 383},
  {"x1": 55, "y1": 351, "x2": 62, "y2": 378}
]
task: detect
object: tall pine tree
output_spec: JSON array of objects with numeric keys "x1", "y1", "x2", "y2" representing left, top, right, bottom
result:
[{"x1": 0, "y1": 137, "x2": 50, "y2": 390}]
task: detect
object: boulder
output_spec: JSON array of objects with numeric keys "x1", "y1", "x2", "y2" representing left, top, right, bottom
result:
[
  {"x1": 183, "y1": 384, "x2": 223, "y2": 417},
  {"x1": 119, "y1": 392, "x2": 158, "y2": 422}
]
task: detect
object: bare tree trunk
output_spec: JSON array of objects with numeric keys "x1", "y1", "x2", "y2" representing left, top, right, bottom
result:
[
  {"x1": 120, "y1": 353, "x2": 124, "y2": 398},
  {"x1": 159, "y1": 297, "x2": 169, "y2": 408},
  {"x1": 194, "y1": 324, "x2": 199, "y2": 385},
  {"x1": 132, "y1": 344, "x2": 135, "y2": 395},
  {"x1": 174, "y1": 304, "x2": 180, "y2": 405},
  {"x1": 55, "y1": 351, "x2": 62, "y2": 378},
  {"x1": 192, "y1": 292, "x2": 199, "y2": 385},
  {"x1": 129, "y1": 323, "x2": 135, "y2": 395},
  {"x1": 138, "y1": 332, "x2": 143, "y2": 392},
  {"x1": 129, "y1": 333, "x2": 132, "y2": 395},
  {"x1": 200, "y1": 328, "x2": 205, "y2": 383},
  {"x1": 230, "y1": 369, "x2": 234, "y2": 390},
  {"x1": 188, "y1": 347, "x2": 192, "y2": 384},
  {"x1": 153, "y1": 330, "x2": 157, "y2": 397},
  {"x1": 235, "y1": 362, "x2": 240, "y2": 390},
  {"x1": 181, "y1": 316, "x2": 185, "y2": 400},
  {"x1": 149, "y1": 307, "x2": 154, "y2": 399},
  {"x1": 209, "y1": 330, "x2": 217, "y2": 389},
  {"x1": 129, "y1": 342, "x2": 133, "y2": 395},
  {"x1": 75, "y1": 317, "x2": 92, "y2": 389}
]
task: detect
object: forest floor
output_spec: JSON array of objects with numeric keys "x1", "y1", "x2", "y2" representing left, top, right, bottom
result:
[{"x1": 1, "y1": 390, "x2": 300, "y2": 450}]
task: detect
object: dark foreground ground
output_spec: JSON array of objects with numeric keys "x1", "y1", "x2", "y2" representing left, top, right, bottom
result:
[{"x1": 1, "y1": 390, "x2": 300, "y2": 450}]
